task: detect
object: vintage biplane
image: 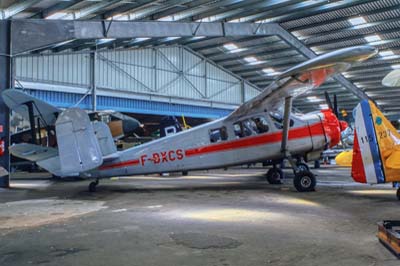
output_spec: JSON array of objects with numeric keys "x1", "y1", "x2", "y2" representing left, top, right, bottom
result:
[{"x1": 4, "y1": 46, "x2": 377, "y2": 192}]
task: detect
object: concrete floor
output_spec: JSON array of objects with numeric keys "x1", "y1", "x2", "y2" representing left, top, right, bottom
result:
[{"x1": 1, "y1": 166, "x2": 399, "y2": 266}]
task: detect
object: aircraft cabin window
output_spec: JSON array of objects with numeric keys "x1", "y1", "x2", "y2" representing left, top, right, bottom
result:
[
  {"x1": 252, "y1": 117, "x2": 269, "y2": 133},
  {"x1": 209, "y1": 126, "x2": 228, "y2": 143},
  {"x1": 234, "y1": 116, "x2": 269, "y2": 138},
  {"x1": 269, "y1": 112, "x2": 294, "y2": 129}
]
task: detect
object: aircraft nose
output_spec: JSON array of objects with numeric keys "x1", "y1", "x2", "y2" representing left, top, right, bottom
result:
[
  {"x1": 122, "y1": 118, "x2": 141, "y2": 135},
  {"x1": 320, "y1": 109, "x2": 341, "y2": 148}
]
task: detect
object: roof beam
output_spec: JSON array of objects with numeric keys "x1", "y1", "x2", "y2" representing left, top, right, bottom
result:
[
  {"x1": 30, "y1": 0, "x2": 81, "y2": 19},
  {"x1": 10, "y1": 20, "x2": 369, "y2": 101}
]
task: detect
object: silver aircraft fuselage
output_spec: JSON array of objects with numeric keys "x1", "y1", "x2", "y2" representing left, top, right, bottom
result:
[{"x1": 89, "y1": 109, "x2": 341, "y2": 179}]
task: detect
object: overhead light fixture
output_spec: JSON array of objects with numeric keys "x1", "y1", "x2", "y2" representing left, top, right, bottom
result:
[
  {"x1": 164, "y1": 37, "x2": 181, "y2": 41},
  {"x1": 364, "y1": 35, "x2": 381, "y2": 43},
  {"x1": 319, "y1": 104, "x2": 329, "y2": 109},
  {"x1": 244, "y1": 56, "x2": 258, "y2": 63},
  {"x1": 223, "y1": 43, "x2": 239, "y2": 51},
  {"x1": 158, "y1": 16, "x2": 174, "y2": 21},
  {"x1": 306, "y1": 96, "x2": 322, "y2": 102},
  {"x1": 262, "y1": 68, "x2": 281, "y2": 76},
  {"x1": 223, "y1": 43, "x2": 247, "y2": 53},
  {"x1": 348, "y1": 16, "x2": 366, "y2": 26},
  {"x1": 109, "y1": 14, "x2": 129, "y2": 21},
  {"x1": 191, "y1": 36, "x2": 206, "y2": 40},
  {"x1": 342, "y1": 72, "x2": 352, "y2": 78},
  {"x1": 96, "y1": 38, "x2": 116, "y2": 45},
  {"x1": 46, "y1": 12, "x2": 73, "y2": 20},
  {"x1": 379, "y1": 50, "x2": 395, "y2": 57},
  {"x1": 132, "y1": 37, "x2": 150, "y2": 43}
]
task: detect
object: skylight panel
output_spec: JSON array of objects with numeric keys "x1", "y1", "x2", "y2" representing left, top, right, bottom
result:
[
  {"x1": 223, "y1": 43, "x2": 238, "y2": 50},
  {"x1": 306, "y1": 96, "x2": 322, "y2": 102},
  {"x1": 364, "y1": 35, "x2": 381, "y2": 43},
  {"x1": 244, "y1": 56, "x2": 258, "y2": 63},
  {"x1": 46, "y1": 12, "x2": 73, "y2": 20},
  {"x1": 348, "y1": 16, "x2": 366, "y2": 26},
  {"x1": 262, "y1": 68, "x2": 280, "y2": 76},
  {"x1": 379, "y1": 50, "x2": 395, "y2": 57}
]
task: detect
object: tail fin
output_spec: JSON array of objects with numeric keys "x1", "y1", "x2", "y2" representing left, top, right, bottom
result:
[
  {"x1": 351, "y1": 100, "x2": 400, "y2": 184},
  {"x1": 56, "y1": 108, "x2": 103, "y2": 176}
]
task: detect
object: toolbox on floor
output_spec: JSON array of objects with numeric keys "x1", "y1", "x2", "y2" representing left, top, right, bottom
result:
[{"x1": 378, "y1": 220, "x2": 400, "y2": 258}]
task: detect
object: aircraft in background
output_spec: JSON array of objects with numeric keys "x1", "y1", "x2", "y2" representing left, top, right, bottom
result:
[
  {"x1": 348, "y1": 67, "x2": 400, "y2": 199},
  {"x1": 3, "y1": 91, "x2": 142, "y2": 171},
  {"x1": 3, "y1": 90, "x2": 143, "y2": 144},
  {"x1": 351, "y1": 100, "x2": 400, "y2": 199},
  {"x1": 4, "y1": 46, "x2": 377, "y2": 192}
]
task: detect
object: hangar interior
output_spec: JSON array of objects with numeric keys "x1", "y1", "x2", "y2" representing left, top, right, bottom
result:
[{"x1": 1, "y1": 1, "x2": 400, "y2": 266}]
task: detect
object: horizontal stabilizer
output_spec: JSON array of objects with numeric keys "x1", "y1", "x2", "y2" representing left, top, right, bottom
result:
[
  {"x1": 9, "y1": 143, "x2": 62, "y2": 176},
  {"x1": 9, "y1": 143, "x2": 58, "y2": 162}
]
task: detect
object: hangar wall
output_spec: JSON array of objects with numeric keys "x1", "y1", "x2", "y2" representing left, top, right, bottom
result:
[{"x1": 14, "y1": 46, "x2": 261, "y2": 118}]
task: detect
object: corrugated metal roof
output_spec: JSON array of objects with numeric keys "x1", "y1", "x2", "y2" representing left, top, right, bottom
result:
[{"x1": 2, "y1": 0, "x2": 400, "y2": 117}]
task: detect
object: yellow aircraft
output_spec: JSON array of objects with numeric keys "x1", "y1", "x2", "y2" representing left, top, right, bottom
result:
[{"x1": 350, "y1": 99, "x2": 400, "y2": 199}]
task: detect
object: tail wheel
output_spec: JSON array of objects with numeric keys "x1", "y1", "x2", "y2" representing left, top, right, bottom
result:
[
  {"x1": 88, "y1": 179, "x2": 99, "y2": 192},
  {"x1": 293, "y1": 171, "x2": 316, "y2": 192},
  {"x1": 266, "y1": 168, "x2": 283, "y2": 184}
]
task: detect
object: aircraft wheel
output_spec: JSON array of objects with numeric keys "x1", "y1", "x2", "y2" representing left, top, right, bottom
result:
[
  {"x1": 266, "y1": 168, "x2": 283, "y2": 184},
  {"x1": 88, "y1": 180, "x2": 99, "y2": 192},
  {"x1": 296, "y1": 162, "x2": 310, "y2": 172},
  {"x1": 293, "y1": 171, "x2": 316, "y2": 192},
  {"x1": 396, "y1": 188, "x2": 400, "y2": 200}
]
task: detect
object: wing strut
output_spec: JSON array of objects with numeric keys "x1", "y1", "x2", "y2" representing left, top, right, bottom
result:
[
  {"x1": 279, "y1": 96, "x2": 316, "y2": 192},
  {"x1": 280, "y1": 96, "x2": 299, "y2": 173}
]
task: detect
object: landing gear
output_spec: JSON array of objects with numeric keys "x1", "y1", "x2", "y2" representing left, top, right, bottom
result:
[
  {"x1": 266, "y1": 166, "x2": 283, "y2": 184},
  {"x1": 280, "y1": 97, "x2": 317, "y2": 192},
  {"x1": 396, "y1": 188, "x2": 400, "y2": 200},
  {"x1": 293, "y1": 171, "x2": 316, "y2": 192},
  {"x1": 296, "y1": 162, "x2": 310, "y2": 172},
  {"x1": 88, "y1": 179, "x2": 99, "y2": 192}
]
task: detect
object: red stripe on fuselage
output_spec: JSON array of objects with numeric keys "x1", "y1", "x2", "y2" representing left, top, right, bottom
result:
[
  {"x1": 99, "y1": 122, "x2": 325, "y2": 170},
  {"x1": 99, "y1": 159, "x2": 140, "y2": 170},
  {"x1": 185, "y1": 123, "x2": 324, "y2": 157}
]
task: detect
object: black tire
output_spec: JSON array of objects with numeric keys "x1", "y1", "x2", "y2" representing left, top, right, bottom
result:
[
  {"x1": 296, "y1": 162, "x2": 310, "y2": 172},
  {"x1": 88, "y1": 182, "x2": 97, "y2": 192},
  {"x1": 293, "y1": 171, "x2": 316, "y2": 192},
  {"x1": 266, "y1": 168, "x2": 283, "y2": 184},
  {"x1": 396, "y1": 188, "x2": 400, "y2": 200}
]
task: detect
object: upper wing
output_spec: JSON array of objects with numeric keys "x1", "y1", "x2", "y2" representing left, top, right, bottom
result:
[
  {"x1": 227, "y1": 46, "x2": 377, "y2": 119},
  {"x1": 2, "y1": 89, "x2": 61, "y2": 125}
]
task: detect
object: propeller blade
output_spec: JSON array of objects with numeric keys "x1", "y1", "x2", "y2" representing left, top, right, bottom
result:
[
  {"x1": 333, "y1": 94, "x2": 339, "y2": 118},
  {"x1": 324, "y1": 91, "x2": 334, "y2": 110}
]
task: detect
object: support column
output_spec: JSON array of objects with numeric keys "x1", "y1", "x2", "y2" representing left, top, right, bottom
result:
[
  {"x1": 0, "y1": 21, "x2": 11, "y2": 188},
  {"x1": 90, "y1": 51, "x2": 97, "y2": 111}
]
